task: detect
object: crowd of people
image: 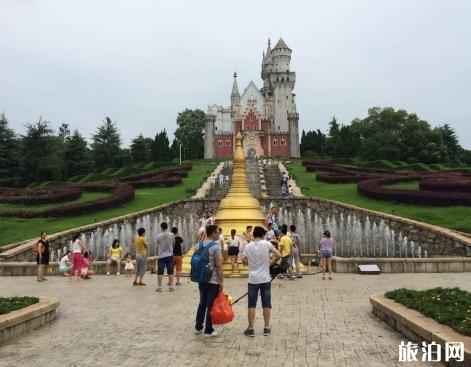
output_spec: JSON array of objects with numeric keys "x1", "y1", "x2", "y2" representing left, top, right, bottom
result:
[{"x1": 33, "y1": 205, "x2": 334, "y2": 337}]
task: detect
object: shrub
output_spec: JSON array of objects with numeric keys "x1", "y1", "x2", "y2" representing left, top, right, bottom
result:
[
  {"x1": 316, "y1": 173, "x2": 377, "y2": 184},
  {"x1": 420, "y1": 177, "x2": 471, "y2": 193},
  {"x1": 385, "y1": 287, "x2": 471, "y2": 336},
  {"x1": 0, "y1": 186, "x2": 83, "y2": 205},
  {"x1": 0, "y1": 296, "x2": 39, "y2": 315},
  {"x1": 358, "y1": 176, "x2": 471, "y2": 206},
  {"x1": 0, "y1": 184, "x2": 135, "y2": 218}
]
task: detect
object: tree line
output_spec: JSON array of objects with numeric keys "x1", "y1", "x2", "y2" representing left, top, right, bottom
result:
[
  {"x1": 0, "y1": 108, "x2": 206, "y2": 187},
  {"x1": 300, "y1": 107, "x2": 471, "y2": 164}
]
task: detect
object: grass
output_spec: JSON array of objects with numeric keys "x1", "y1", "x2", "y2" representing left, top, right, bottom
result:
[
  {"x1": 0, "y1": 192, "x2": 110, "y2": 212},
  {"x1": 385, "y1": 287, "x2": 471, "y2": 336},
  {"x1": 0, "y1": 160, "x2": 216, "y2": 247},
  {"x1": 289, "y1": 160, "x2": 471, "y2": 233},
  {"x1": 0, "y1": 296, "x2": 39, "y2": 315},
  {"x1": 384, "y1": 181, "x2": 420, "y2": 190}
]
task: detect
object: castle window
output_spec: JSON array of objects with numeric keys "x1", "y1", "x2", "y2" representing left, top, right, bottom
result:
[
  {"x1": 286, "y1": 96, "x2": 288, "y2": 99},
  {"x1": 215, "y1": 126, "x2": 217, "y2": 130},
  {"x1": 225, "y1": 140, "x2": 231, "y2": 147},
  {"x1": 217, "y1": 140, "x2": 223, "y2": 147},
  {"x1": 278, "y1": 125, "x2": 280, "y2": 130},
  {"x1": 273, "y1": 139, "x2": 278, "y2": 146},
  {"x1": 280, "y1": 139, "x2": 286, "y2": 146}
]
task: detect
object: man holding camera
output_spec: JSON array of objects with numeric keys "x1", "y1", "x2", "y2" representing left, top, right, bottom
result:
[{"x1": 242, "y1": 226, "x2": 281, "y2": 337}]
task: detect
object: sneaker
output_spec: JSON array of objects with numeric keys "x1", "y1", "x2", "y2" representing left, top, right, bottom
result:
[
  {"x1": 263, "y1": 327, "x2": 271, "y2": 336},
  {"x1": 175, "y1": 282, "x2": 182, "y2": 286},
  {"x1": 296, "y1": 275, "x2": 303, "y2": 279},
  {"x1": 168, "y1": 286, "x2": 174, "y2": 292},
  {"x1": 244, "y1": 328, "x2": 255, "y2": 337},
  {"x1": 106, "y1": 272, "x2": 110, "y2": 275},
  {"x1": 156, "y1": 287, "x2": 163, "y2": 292},
  {"x1": 116, "y1": 272, "x2": 120, "y2": 276},
  {"x1": 194, "y1": 329, "x2": 203, "y2": 335},
  {"x1": 288, "y1": 276, "x2": 296, "y2": 280},
  {"x1": 204, "y1": 331, "x2": 218, "y2": 338}
]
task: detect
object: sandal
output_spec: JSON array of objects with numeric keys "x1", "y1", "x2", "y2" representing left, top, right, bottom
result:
[
  {"x1": 138, "y1": 282, "x2": 146, "y2": 286},
  {"x1": 133, "y1": 281, "x2": 138, "y2": 286}
]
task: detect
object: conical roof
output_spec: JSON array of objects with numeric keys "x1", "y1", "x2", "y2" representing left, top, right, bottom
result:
[
  {"x1": 231, "y1": 72, "x2": 240, "y2": 97},
  {"x1": 274, "y1": 38, "x2": 290, "y2": 50}
]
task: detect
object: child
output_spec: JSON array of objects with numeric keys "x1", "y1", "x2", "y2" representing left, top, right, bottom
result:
[
  {"x1": 319, "y1": 230, "x2": 334, "y2": 280},
  {"x1": 59, "y1": 251, "x2": 72, "y2": 276},
  {"x1": 124, "y1": 253, "x2": 134, "y2": 277},
  {"x1": 81, "y1": 251, "x2": 95, "y2": 279}
]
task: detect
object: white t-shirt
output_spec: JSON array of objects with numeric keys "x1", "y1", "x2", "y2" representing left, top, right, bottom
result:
[
  {"x1": 228, "y1": 235, "x2": 240, "y2": 247},
  {"x1": 72, "y1": 239, "x2": 81, "y2": 253},
  {"x1": 244, "y1": 240, "x2": 274, "y2": 284},
  {"x1": 59, "y1": 255, "x2": 70, "y2": 268},
  {"x1": 266, "y1": 230, "x2": 275, "y2": 241}
]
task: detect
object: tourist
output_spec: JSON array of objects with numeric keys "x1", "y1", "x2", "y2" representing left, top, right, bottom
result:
[
  {"x1": 59, "y1": 250, "x2": 72, "y2": 276},
  {"x1": 266, "y1": 207, "x2": 280, "y2": 236},
  {"x1": 124, "y1": 253, "x2": 134, "y2": 277},
  {"x1": 35, "y1": 231, "x2": 50, "y2": 282},
  {"x1": 279, "y1": 225, "x2": 295, "y2": 279},
  {"x1": 218, "y1": 227, "x2": 227, "y2": 260},
  {"x1": 281, "y1": 184, "x2": 289, "y2": 198},
  {"x1": 68, "y1": 234, "x2": 87, "y2": 279},
  {"x1": 106, "y1": 239, "x2": 123, "y2": 275},
  {"x1": 156, "y1": 222, "x2": 175, "y2": 292},
  {"x1": 196, "y1": 212, "x2": 209, "y2": 243},
  {"x1": 81, "y1": 251, "x2": 95, "y2": 279},
  {"x1": 206, "y1": 210, "x2": 215, "y2": 226},
  {"x1": 319, "y1": 230, "x2": 334, "y2": 280},
  {"x1": 172, "y1": 226, "x2": 183, "y2": 286},
  {"x1": 218, "y1": 172, "x2": 225, "y2": 187},
  {"x1": 133, "y1": 227, "x2": 148, "y2": 286},
  {"x1": 210, "y1": 174, "x2": 216, "y2": 187},
  {"x1": 288, "y1": 184, "x2": 293, "y2": 198},
  {"x1": 265, "y1": 223, "x2": 278, "y2": 249},
  {"x1": 227, "y1": 229, "x2": 240, "y2": 273},
  {"x1": 289, "y1": 225, "x2": 303, "y2": 278},
  {"x1": 225, "y1": 173, "x2": 230, "y2": 185},
  {"x1": 195, "y1": 225, "x2": 224, "y2": 337},
  {"x1": 242, "y1": 226, "x2": 281, "y2": 337},
  {"x1": 240, "y1": 225, "x2": 253, "y2": 259}
]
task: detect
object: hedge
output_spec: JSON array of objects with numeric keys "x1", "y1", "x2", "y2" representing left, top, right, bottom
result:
[
  {"x1": 316, "y1": 173, "x2": 378, "y2": 184},
  {"x1": 357, "y1": 176, "x2": 471, "y2": 206},
  {"x1": 420, "y1": 177, "x2": 471, "y2": 193},
  {"x1": 0, "y1": 186, "x2": 83, "y2": 205},
  {"x1": 0, "y1": 184, "x2": 135, "y2": 218}
]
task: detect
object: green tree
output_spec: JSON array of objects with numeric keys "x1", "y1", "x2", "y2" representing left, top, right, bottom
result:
[
  {"x1": 130, "y1": 134, "x2": 150, "y2": 163},
  {"x1": 91, "y1": 117, "x2": 121, "y2": 171},
  {"x1": 63, "y1": 130, "x2": 93, "y2": 178},
  {"x1": 174, "y1": 109, "x2": 205, "y2": 159},
  {"x1": 152, "y1": 129, "x2": 171, "y2": 162},
  {"x1": 21, "y1": 118, "x2": 63, "y2": 182},
  {"x1": 58, "y1": 123, "x2": 71, "y2": 142},
  {"x1": 437, "y1": 124, "x2": 460, "y2": 163},
  {"x1": 0, "y1": 113, "x2": 21, "y2": 186}
]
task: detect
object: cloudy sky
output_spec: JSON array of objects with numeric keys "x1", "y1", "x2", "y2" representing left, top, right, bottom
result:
[{"x1": 1, "y1": 0, "x2": 470, "y2": 148}]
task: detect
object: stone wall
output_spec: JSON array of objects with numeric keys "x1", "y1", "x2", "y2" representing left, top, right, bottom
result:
[{"x1": 1, "y1": 196, "x2": 470, "y2": 263}]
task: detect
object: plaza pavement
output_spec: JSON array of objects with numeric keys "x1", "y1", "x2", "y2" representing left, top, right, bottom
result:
[{"x1": 0, "y1": 273, "x2": 470, "y2": 367}]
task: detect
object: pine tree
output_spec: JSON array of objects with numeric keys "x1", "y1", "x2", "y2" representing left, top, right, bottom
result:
[
  {"x1": 63, "y1": 130, "x2": 93, "y2": 178},
  {"x1": 131, "y1": 134, "x2": 149, "y2": 163},
  {"x1": 152, "y1": 130, "x2": 171, "y2": 162},
  {"x1": 0, "y1": 113, "x2": 21, "y2": 186},
  {"x1": 91, "y1": 117, "x2": 121, "y2": 171}
]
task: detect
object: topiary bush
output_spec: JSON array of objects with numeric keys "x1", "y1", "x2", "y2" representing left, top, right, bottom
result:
[{"x1": 0, "y1": 186, "x2": 83, "y2": 205}]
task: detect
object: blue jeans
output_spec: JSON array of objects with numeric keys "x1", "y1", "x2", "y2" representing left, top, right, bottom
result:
[
  {"x1": 248, "y1": 282, "x2": 272, "y2": 309},
  {"x1": 195, "y1": 283, "x2": 220, "y2": 334}
]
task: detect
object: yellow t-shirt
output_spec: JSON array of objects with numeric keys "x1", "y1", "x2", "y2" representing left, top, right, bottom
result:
[
  {"x1": 110, "y1": 246, "x2": 122, "y2": 258},
  {"x1": 135, "y1": 236, "x2": 148, "y2": 255},
  {"x1": 279, "y1": 235, "x2": 292, "y2": 258}
]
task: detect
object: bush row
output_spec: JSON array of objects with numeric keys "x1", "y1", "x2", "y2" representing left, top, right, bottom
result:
[
  {"x1": 316, "y1": 173, "x2": 378, "y2": 184},
  {"x1": 0, "y1": 186, "x2": 83, "y2": 205},
  {"x1": 357, "y1": 176, "x2": 471, "y2": 206},
  {"x1": 420, "y1": 177, "x2": 471, "y2": 193},
  {"x1": 0, "y1": 184, "x2": 135, "y2": 218}
]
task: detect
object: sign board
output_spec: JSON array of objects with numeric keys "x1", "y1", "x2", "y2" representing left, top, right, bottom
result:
[{"x1": 358, "y1": 264, "x2": 381, "y2": 274}]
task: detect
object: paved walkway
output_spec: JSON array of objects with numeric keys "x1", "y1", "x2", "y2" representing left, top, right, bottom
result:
[{"x1": 1, "y1": 273, "x2": 470, "y2": 367}]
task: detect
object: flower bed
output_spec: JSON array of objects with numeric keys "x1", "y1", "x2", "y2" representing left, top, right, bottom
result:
[
  {"x1": 0, "y1": 184, "x2": 135, "y2": 218},
  {"x1": 385, "y1": 287, "x2": 471, "y2": 336},
  {"x1": 0, "y1": 187, "x2": 82, "y2": 205},
  {"x1": 357, "y1": 176, "x2": 471, "y2": 206},
  {"x1": 0, "y1": 296, "x2": 39, "y2": 315}
]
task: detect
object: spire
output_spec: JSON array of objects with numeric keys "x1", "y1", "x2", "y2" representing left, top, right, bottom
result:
[
  {"x1": 231, "y1": 71, "x2": 240, "y2": 98},
  {"x1": 266, "y1": 38, "x2": 271, "y2": 56}
]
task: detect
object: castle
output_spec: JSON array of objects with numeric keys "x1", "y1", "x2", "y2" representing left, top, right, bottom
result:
[{"x1": 204, "y1": 38, "x2": 300, "y2": 159}]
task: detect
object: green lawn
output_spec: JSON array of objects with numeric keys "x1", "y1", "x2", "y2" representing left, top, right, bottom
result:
[
  {"x1": 384, "y1": 180, "x2": 420, "y2": 190},
  {"x1": 0, "y1": 192, "x2": 110, "y2": 212},
  {"x1": 0, "y1": 161, "x2": 216, "y2": 247},
  {"x1": 289, "y1": 161, "x2": 471, "y2": 233}
]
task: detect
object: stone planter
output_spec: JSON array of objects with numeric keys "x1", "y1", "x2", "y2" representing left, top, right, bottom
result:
[{"x1": 0, "y1": 296, "x2": 59, "y2": 345}]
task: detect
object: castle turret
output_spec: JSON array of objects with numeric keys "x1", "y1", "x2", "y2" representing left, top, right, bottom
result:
[
  {"x1": 288, "y1": 111, "x2": 300, "y2": 157},
  {"x1": 204, "y1": 114, "x2": 216, "y2": 159}
]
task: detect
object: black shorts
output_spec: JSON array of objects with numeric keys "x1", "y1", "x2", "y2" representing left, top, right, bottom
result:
[{"x1": 228, "y1": 246, "x2": 239, "y2": 256}]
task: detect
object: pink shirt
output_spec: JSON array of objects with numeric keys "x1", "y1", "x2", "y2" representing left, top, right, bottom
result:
[{"x1": 320, "y1": 237, "x2": 333, "y2": 252}]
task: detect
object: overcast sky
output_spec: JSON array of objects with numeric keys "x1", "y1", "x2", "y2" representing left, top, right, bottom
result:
[{"x1": 1, "y1": 0, "x2": 470, "y2": 148}]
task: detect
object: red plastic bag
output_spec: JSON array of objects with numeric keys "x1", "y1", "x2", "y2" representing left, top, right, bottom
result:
[{"x1": 210, "y1": 288, "x2": 234, "y2": 325}]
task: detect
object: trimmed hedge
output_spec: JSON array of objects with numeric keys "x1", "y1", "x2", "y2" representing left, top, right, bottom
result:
[
  {"x1": 0, "y1": 184, "x2": 135, "y2": 218},
  {"x1": 358, "y1": 176, "x2": 471, "y2": 206},
  {"x1": 316, "y1": 173, "x2": 377, "y2": 184},
  {"x1": 420, "y1": 177, "x2": 471, "y2": 193},
  {"x1": 0, "y1": 186, "x2": 82, "y2": 205}
]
